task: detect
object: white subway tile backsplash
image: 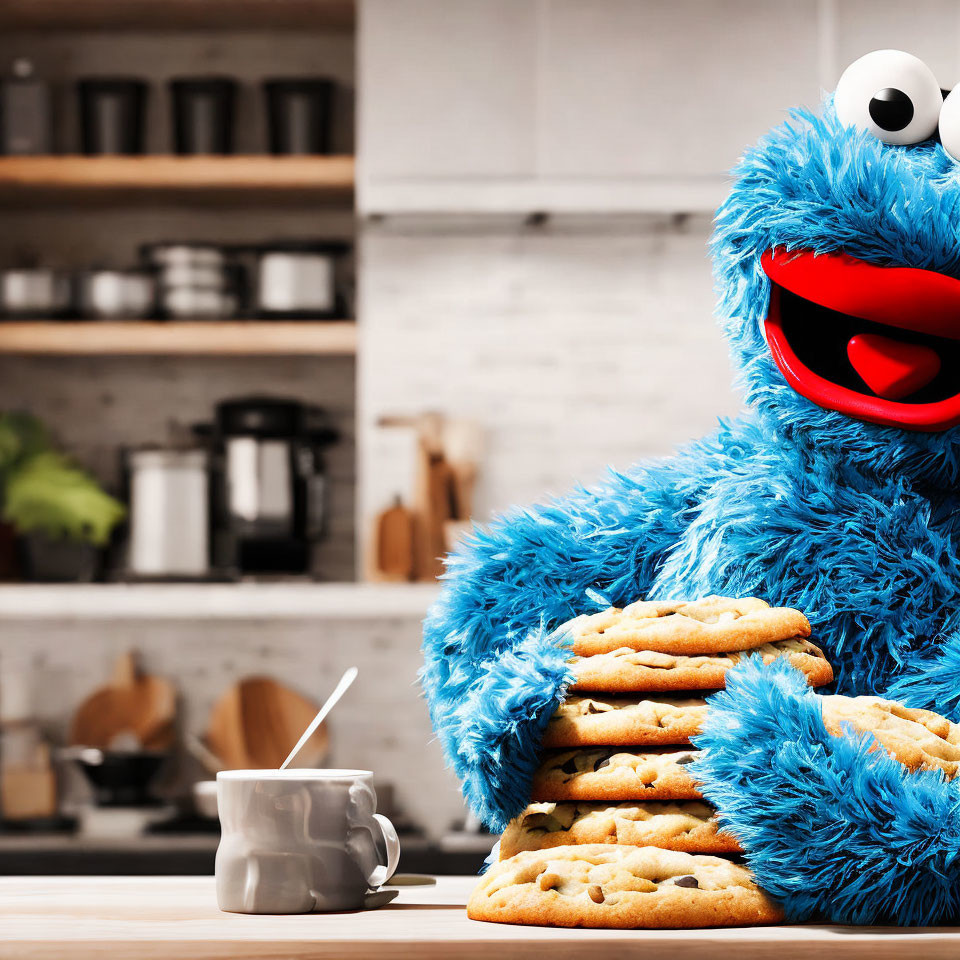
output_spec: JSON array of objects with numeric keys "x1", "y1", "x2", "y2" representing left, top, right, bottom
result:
[{"x1": 359, "y1": 213, "x2": 743, "y2": 530}]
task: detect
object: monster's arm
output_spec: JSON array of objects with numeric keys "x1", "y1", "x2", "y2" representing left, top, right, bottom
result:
[
  {"x1": 685, "y1": 477, "x2": 960, "y2": 925},
  {"x1": 865, "y1": 498, "x2": 960, "y2": 718},
  {"x1": 694, "y1": 657, "x2": 960, "y2": 925},
  {"x1": 421, "y1": 434, "x2": 726, "y2": 830},
  {"x1": 884, "y1": 617, "x2": 960, "y2": 719}
]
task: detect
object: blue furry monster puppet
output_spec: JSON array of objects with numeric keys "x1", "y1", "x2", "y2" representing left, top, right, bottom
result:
[{"x1": 422, "y1": 50, "x2": 960, "y2": 925}]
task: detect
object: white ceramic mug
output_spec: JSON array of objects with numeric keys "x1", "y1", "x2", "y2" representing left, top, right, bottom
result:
[{"x1": 215, "y1": 769, "x2": 401, "y2": 913}]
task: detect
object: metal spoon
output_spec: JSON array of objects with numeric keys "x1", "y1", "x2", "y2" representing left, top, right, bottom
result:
[{"x1": 279, "y1": 666, "x2": 358, "y2": 770}]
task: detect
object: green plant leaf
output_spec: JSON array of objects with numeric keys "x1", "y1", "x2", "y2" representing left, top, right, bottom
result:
[{"x1": 4, "y1": 451, "x2": 125, "y2": 546}]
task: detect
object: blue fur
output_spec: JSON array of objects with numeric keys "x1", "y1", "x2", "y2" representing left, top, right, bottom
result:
[
  {"x1": 421, "y1": 90, "x2": 960, "y2": 921},
  {"x1": 693, "y1": 658, "x2": 960, "y2": 925}
]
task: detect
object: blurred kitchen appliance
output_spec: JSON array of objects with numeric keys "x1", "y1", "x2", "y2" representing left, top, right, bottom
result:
[
  {"x1": 142, "y1": 243, "x2": 239, "y2": 319},
  {"x1": 170, "y1": 76, "x2": 237, "y2": 155},
  {"x1": 0, "y1": 669, "x2": 56, "y2": 823},
  {"x1": 263, "y1": 78, "x2": 334, "y2": 155},
  {"x1": 78, "y1": 77, "x2": 148, "y2": 155},
  {"x1": 77, "y1": 268, "x2": 155, "y2": 319},
  {"x1": 64, "y1": 743, "x2": 175, "y2": 838},
  {"x1": 66, "y1": 653, "x2": 175, "y2": 834},
  {"x1": 0, "y1": 268, "x2": 71, "y2": 318},
  {"x1": 0, "y1": 732, "x2": 55, "y2": 821},
  {"x1": 67, "y1": 746, "x2": 167, "y2": 808},
  {"x1": 193, "y1": 779, "x2": 218, "y2": 819},
  {"x1": 254, "y1": 241, "x2": 346, "y2": 318},
  {"x1": 196, "y1": 397, "x2": 336, "y2": 575},
  {"x1": 126, "y1": 447, "x2": 209, "y2": 579},
  {"x1": 0, "y1": 59, "x2": 52, "y2": 155}
]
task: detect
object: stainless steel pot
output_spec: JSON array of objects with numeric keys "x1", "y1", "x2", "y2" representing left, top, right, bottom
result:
[
  {"x1": 254, "y1": 242, "x2": 346, "y2": 318},
  {"x1": 0, "y1": 268, "x2": 71, "y2": 318},
  {"x1": 143, "y1": 243, "x2": 225, "y2": 271},
  {"x1": 142, "y1": 243, "x2": 239, "y2": 319},
  {"x1": 77, "y1": 269, "x2": 155, "y2": 319},
  {"x1": 161, "y1": 286, "x2": 236, "y2": 320}
]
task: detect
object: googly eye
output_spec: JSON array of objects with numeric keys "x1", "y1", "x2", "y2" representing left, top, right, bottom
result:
[
  {"x1": 835, "y1": 49, "x2": 942, "y2": 145},
  {"x1": 938, "y1": 86, "x2": 960, "y2": 160}
]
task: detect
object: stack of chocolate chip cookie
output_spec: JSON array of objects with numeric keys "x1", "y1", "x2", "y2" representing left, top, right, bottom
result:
[{"x1": 468, "y1": 596, "x2": 834, "y2": 929}]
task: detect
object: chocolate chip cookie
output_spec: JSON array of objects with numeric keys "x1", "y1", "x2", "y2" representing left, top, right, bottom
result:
[
  {"x1": 468, "y1": 844, "x2": 782, "y2": 928},
  {"x1": 564, "y1": 596, "x2": 810, "y2": 657},
  {"x1": 501, "y1": 801, "x2": 741, "y2": 858},
  {"x1": 543, "y1": 693, "x2": 708, "y2": 748},
  {"x1": 530, "y1": 747, "x2": 702, "y2": 802},
  {"x1": 821, "y1": 694, "x2": 960, "y2": 778},
  {"x1": 570, "y1": 637, "x2": 833, "y2": 693}
]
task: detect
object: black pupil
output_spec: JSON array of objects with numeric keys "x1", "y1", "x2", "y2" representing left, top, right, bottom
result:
[{"x1": 868, "y1": 87, "x2": 914, "y2": 131}]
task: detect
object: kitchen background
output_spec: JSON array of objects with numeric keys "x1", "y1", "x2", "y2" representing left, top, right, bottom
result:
[{"x1": 0, "y1": 0, "x2": 946, "y2": 873}]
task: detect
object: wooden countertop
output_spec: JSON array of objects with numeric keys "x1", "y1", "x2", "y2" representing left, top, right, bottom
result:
[{"x1": 2, "y1": 875, "x2": 960, "y2": 960}]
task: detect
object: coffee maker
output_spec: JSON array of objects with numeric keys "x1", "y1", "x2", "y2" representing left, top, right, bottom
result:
[{"x1": 197, "y1": 396, "x2": 337, "y2": 576}]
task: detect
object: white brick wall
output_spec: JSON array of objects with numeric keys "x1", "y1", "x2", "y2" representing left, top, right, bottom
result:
[{"x1": 358, "y1": 213, "x2": 743, "y2": 549}]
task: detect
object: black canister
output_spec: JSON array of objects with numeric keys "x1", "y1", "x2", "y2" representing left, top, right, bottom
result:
[
  {"x1": 170, "y1": 77, "x2": 237, "y2": 155},
  {"x1": 0, "y1": 59, "x2": 52, "y2": 155},
  {"x1": 263, "y1": 78, "x2": 334, "y2": 155},
  {"x1": 198, "y1": 396, "x2": 337, "y2": 576},
  {"x1": 78, "y1": 77, "x2": 148, "y2": 155}
]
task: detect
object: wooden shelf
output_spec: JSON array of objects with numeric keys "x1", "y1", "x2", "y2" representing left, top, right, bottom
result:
[
  {"x1": 0, "y1": 155, "x2": 355, "y2": 207},
  {"x1": 0, "y1": 582, "x2": 440, "y2": 620},
  {"x1": 0, "y1": 0, "x2": 355, "y2": 31},
  {"x1": 0, "y1": 321, "x2": 357, "y2": 356}
]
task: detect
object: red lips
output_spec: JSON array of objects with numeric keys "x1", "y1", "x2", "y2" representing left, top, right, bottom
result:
[
  {"x1": 763, "y1": 249, "x2": 960, "y2": 341},
  {"x1": 762, "y1": 248, "x2": 960, "y2": 431}
]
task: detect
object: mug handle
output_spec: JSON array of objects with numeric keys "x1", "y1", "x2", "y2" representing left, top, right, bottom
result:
[{"x1": 366, "y1": 813, "x2": 401, "y2": 888}]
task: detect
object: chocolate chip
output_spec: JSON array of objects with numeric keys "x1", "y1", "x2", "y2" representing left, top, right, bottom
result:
[
  {"x1": 593, "y1": 756, "x2": 611, "y2": 771},
  {"x1": 675, "y1": 754, "x2": 695, "y2": 765},
  {"x1": 674, "y1": 875, "x2": 699, "y2": 888},
  {"x1": 560, "y1": 757, "x2": 579, "y2": 775},
  {"x1": 587, "y1": 884, "x2": 605, "y2": 903}
]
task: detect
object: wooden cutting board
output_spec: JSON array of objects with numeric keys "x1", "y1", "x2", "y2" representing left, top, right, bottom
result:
[
  {"x1": 70, "y1": 652, "x2": 176, "y2": 750},
  {"x1": 205, "y1": 676, "x2": 329, "y2": 770},
  {"x1": 375, "y1": 496, "x2": 415, "y2": 581}
]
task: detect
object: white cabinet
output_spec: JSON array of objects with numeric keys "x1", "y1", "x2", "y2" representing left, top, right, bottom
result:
[
  {"x1": 539, "y1": 0, "x2": 818, "y2": 179},
  {"x1": 834, "y1": 0, "x2": 959, "y2": 87},
  {"x1": 359, "y1": 0, "x2": 822, "y2": 213},
  {"x1": 359, "y1": 0, "x2": 537, "y2": 180}
]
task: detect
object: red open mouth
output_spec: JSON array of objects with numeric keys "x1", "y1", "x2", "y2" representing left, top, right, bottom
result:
[{"x1": 763, "y1": 249, "x2": 960, "y2": 431}]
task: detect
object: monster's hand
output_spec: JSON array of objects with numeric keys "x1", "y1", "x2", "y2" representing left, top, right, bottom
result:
[
  {"x1": 883, "y1": 618, "x2": 960, "y2": 721},
  {"x1": 694, "y1": 657, "x2": 960, "y2": 925},
  {"x1": 421, "y1": 451, "x2": 712, "y2": 831},
  {"x1": 429, "y1": 627, "x2": 573, "y2": 830}
]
